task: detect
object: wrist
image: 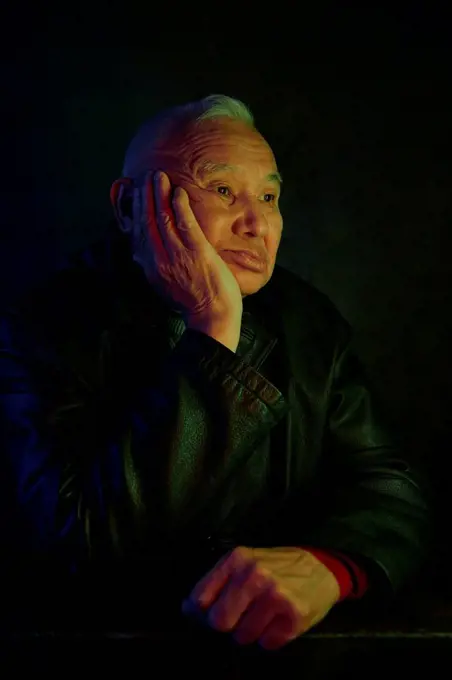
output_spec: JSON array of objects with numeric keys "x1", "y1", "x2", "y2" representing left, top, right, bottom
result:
[{"x1": 187, "y1": 317, "x2": 241, "y2": 353}]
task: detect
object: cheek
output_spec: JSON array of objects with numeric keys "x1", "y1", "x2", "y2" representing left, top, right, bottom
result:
[
  {"x1": 189, "y1": 194, "x2": 226, "y2": 241},
  {"x1": 268, "y1": 221, "x2": 283, "y2": 254}
]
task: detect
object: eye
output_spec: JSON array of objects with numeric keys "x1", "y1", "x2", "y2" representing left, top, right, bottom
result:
[
  {"x1": 263, "y1": 193, "x2": 277, "y2": 203},
  {"x1": 216, "y1": 185, "x2": 232, "y2": 196}
]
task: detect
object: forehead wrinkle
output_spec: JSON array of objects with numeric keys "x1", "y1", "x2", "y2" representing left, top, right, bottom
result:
[
  {"x1": 195, "y1": 160, "x2": 282, "y2": 189},
  {"x1": 167, "y1": 123, "x2": 279, "y2": 187},
  {"x1": 198, "y1": 161, "x2": 236, "y2": 176}
]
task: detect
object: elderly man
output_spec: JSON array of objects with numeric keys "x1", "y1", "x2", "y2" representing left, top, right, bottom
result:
[{"x1": 0, "y1": 94, "x2": 430, "y2": 651}]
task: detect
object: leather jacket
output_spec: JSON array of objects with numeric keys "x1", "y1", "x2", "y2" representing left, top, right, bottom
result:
[{"x1": 0, "y1": 229, "x2": 432, "y2": 621}]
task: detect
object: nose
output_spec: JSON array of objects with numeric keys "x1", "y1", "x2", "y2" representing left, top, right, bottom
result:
[{"x1": 233, "y1": 197, "x2": 270, "y2": 238}]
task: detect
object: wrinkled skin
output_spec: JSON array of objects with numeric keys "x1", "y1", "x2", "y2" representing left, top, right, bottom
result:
[
  {"x1": 182, "y1": 546, "x2": 341, "y2": 651},
  {"x1": 111, "y1": 117, "x2": 284, "y2": 300}
]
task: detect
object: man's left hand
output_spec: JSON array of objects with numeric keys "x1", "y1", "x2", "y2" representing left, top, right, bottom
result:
[{"x1": 181, "y1": 546, "x2": 341, "y2": 651}]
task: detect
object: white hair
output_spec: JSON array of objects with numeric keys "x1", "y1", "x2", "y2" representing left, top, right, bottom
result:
[
  {"x1": 122, "y1": 94, "x2": 256, "y2": 176},
  {"x1": 189, "y1": 93, "x2": 255, "y2": 126}
]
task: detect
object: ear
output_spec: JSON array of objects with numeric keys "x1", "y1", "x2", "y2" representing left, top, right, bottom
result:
[{"x1": 110, "y1": 177, "x2": 135, "y2": 235}]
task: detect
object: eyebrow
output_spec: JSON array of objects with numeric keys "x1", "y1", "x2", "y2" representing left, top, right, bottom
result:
[{"x1": 197, "y1": 161, "x2": 283, "y2": 187}]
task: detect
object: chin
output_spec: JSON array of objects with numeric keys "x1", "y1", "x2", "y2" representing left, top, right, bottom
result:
[{"x1": 233, "y1": 270, "x2": 270, "y2": 297}]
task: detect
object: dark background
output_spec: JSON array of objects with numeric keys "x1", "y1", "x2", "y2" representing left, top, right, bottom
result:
[{"x1": 1, "y1": 2, "x2": 451, "y2": 605}]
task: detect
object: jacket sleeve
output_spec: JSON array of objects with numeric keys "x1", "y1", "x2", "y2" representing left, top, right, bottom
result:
[
  {"x1": 301, "y1": 317, "x2": 433, "y2": 606},
  {"x1": 0, "y1": 310, "x2": 288, "y2": 575}
]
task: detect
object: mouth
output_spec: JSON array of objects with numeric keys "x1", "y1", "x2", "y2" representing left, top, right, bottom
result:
[{"x1": 222, "y1": 250, "x2": 267, "y2": 273}]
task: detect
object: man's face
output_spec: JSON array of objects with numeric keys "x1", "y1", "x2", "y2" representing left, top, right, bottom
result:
[{"x1": 143, "y1": 118, "x2": 284, "y2": 297}]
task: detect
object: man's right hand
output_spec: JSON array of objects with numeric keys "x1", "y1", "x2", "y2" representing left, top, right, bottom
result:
[{"x1": 134, "y1": 170, "x2": 243, "y2": 350}]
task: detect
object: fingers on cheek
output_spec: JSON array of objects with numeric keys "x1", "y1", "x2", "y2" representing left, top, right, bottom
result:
[{"x1": 157, "y1": 176, "x2": 173, "y2": 216}]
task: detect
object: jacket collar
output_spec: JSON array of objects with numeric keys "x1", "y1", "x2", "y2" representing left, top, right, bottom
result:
[{"x1": 102, "y1": 228, "x2": 282, "y2": 369}]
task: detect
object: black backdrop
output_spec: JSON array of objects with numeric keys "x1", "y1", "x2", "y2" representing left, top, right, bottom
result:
[{"x1": 1, "y1": 7, "x2": 451, "y2": 569}]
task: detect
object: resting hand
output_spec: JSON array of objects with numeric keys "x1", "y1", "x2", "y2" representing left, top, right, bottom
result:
[{"x1": 182, "y1": 546, "x2": 341, "y2": 651}]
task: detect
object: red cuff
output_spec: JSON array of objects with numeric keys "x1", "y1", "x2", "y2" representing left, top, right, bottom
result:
[{"x1": 300, "y1": 546, "x2": 369, "y2": 601}]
